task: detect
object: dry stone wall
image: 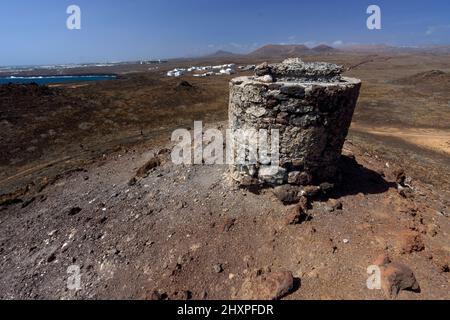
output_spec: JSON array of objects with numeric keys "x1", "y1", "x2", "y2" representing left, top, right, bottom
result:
[{"x1": 229, "y1": 58, "x2": 361, "y2": 186}]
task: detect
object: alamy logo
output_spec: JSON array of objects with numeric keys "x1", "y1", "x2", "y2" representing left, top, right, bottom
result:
[
  {"x1": 171, "y1": 121, "x2": 280, "y2": 166},
  {"x1": 366, "y1": 265, "x2": 382, "y2": 290},
  {"x1": 367, "y1": 5, "x2": 382, "y2": 30},
  {"x1": 67, "y1": 265, "x2": 81, "y2": 291},
  {"x1": 66, "y1": 5, "x2": 81, "y2": 30}
]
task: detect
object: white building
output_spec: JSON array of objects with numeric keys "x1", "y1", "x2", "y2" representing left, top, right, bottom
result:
[
  {"x1": 167, "y1": 63, "x2": 235, "y2": 77},
  {"x1": 167, "y1": 68, "x2": 186, "y2": 77},
  {"x1": 219, "y1": 68, "x2": 235, "y2": 75}
]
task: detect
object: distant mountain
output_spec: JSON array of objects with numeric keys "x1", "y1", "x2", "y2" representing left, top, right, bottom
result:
[
  {"x1": 247, "y1": 44, "x2": 339, "y2": 58},
  {"x1": 203, "y1": 50, "x2": 240, "y2": 58},
  {"x1": 423, "y1": 46, "x2": 450, "y2": 54},
  {"x1": 310, "y1": 44, "x2": 338, "y2": 53},
  {"x1": 200, "y1": 43, "x2": 450, "y2": 61},
  {"x1": 339, "y1": 44, "x2": 450, "y2": 54},
  {"x1": 339, "y1": 44, "x2": 398, "y2": 53},
  {"x1": 248, "y1": 44, "x2": 311, "y2": 58}
]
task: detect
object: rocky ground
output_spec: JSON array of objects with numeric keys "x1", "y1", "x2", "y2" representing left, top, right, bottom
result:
[
  {"x1": 0, "y1": 122, "x2": 449, "y2": 300},
  {"x1": 0, "y1": 53, "x2": 449, "y2": 300}
]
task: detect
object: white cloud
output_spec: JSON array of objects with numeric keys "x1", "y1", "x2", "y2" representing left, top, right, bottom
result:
[
  {"x1": 426, "y1": 24, "x2": 450, "y2": 36},
  {"x1": 426, "y1": 26, "x2": 436, "y2": 35},
  {"x1": 287, "y1": 35, "x2": 297, "y2": 43},
  {"x1": 333, "y1": 40, "x2": 344, "y2": 47},
  {"x1": 229, "y1": 42, "x2": 244, "y2": 49},
  {"x1": 206, "y1": 42, "x2": 260, "y2": 54},
  {"x1": 304, "y1": 41, "x2": 318, "y2": 48}
]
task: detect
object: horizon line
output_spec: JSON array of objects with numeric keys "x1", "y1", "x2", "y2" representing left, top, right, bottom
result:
[{"x1": 1, "y1": 42, "x2": 450, "y2": 68}]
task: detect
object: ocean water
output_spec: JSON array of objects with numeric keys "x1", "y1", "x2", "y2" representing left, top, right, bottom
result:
[{"x1": 0, "y1": 75, "x2": 117, "y2": 85}]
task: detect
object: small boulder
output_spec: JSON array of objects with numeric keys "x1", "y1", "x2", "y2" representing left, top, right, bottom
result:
[
  {"x1": 213, "y1": 264, "x2": 223, "y2": 273},
  {"x1": 259, "y1": 166, "x2": 287, "y2": 185},
  {"x1": 393, "y1": 169, "x2": 406, "y2": 186},
  {"x1": 285, "y1": 198, "x2": 310, "y2": 225},
  {"x1": 285, "y1": 205, "x2": 308, "y2": 225},
  {"x1": 136, "y1": 157, "x2": 161, "y2": 177},
  {"x1": 239, "y1": 271, "x2": 295, "y2": 300},
  {"x1": 256, "y1": 75, "x2": 274, "y2": 83},
  {"x1": 288, "y1": 171, "x2": 312, "y2": 185},
  {"x1": 398, "y1": 186, "x2": 414, "y2": 199},
  {"x1": 67, "y1": 207, "x2": 82, "y2": 216},
  {"x1": 381, "y1": 263, "x2": 420, "y2": 298},
  {"x1": 372, "y1": 254, "x2": 420, "y2": 299},
  {"x1": 128, "y1": 177, "x2": 137, "y2": 186},
  {"x1": 149, "y1": 291, "x2": 168, "y2": 300},
  {"x1": 255, "y1": 62, "x2": 272, "y2": 77},
  {"x1": 301, "y1": 185, "x2": 321, "y2": 197},
  {"x1": 273, "y1": 185, "x2": 300, "y2": 204},
  {"x1": 319, "y1": 182, "x2": 334, "y2": 194}
]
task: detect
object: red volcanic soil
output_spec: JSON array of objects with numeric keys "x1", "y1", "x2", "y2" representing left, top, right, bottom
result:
[
  {"x1": 0, "y1": 125, "x2": 449, "y2": 300},
  {"x1": 0, "y1": 52, "x2": 449, "y2": 300}
]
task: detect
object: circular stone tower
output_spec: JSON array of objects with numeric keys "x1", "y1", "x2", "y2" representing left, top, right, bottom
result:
[{"x1": 228, "y1": 58, "x2": 361, "y2": 186}]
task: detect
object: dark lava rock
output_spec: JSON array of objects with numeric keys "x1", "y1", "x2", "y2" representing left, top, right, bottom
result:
[
  {"x1": 273, "y1": 185, "x2": 300, "y2": 204},
  {"x1": 136, "y1": 157, "x2": 161, "y2": 177},
  {"x1": 68, "y1": 207, "x2": 82, "y2": 216},
  {"x1": 176, "y1": 80, "x2": 194, "y2": 90},
  {"x1": 285, "y1": 204, "x2": 310, "y2": 225},
  {"x1": 393, "y1": 169, "x2": 406, "y2": 186},
  {"x1": 319, "y1": 182, "x2": 335, "y2": 194},
  {"x1": 128, "y1": 177, "x2": 137, "y2": 186}
]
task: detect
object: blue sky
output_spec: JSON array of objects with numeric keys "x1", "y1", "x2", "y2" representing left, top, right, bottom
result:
[{"x1": 0, "y1": 0, "x2": 449, "y2": 66}]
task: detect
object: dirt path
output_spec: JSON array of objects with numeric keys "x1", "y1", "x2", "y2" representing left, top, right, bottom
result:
[{"x1": 352, "y1": 124, "x2": 450, "y2": 156}]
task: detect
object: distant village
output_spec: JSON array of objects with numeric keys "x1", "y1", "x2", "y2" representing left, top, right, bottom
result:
[{"x1": 166, "y1": 64, "x2": 255, "y2": 77}]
